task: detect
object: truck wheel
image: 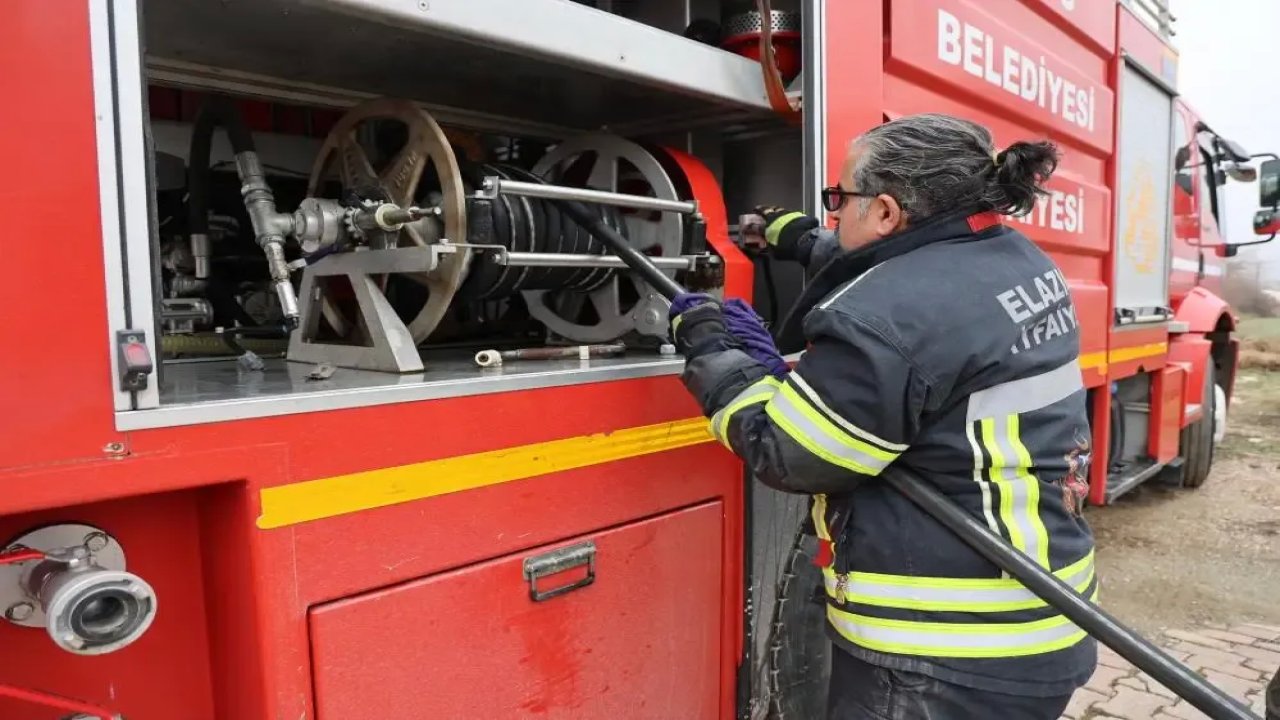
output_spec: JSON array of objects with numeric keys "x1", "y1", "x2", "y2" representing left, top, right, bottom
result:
[{"x1": 1179, "y1": 363, "x2": 1218, "y2": 489}]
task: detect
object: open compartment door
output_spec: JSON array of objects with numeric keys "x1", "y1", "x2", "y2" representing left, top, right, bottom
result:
[{"x1": 1113, "y1": 58, "x2": 1177, "y2": 325}]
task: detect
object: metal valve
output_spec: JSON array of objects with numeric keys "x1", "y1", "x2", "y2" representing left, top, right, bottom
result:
[{"x1": 0, "y1": 524, "x2": 157, "y2": 656}]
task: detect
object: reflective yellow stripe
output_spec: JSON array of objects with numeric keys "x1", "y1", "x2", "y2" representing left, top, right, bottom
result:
[
  {"x1": 1008, "y1": 414, "x2": 1051, "y2": 569},
  {"x1": 981, "y1": 418, "x2": 1027, "y2": 554},
  {"x1": 765, "y1": 382, "x2": 901, "y2": 475},
  {"x1": 790, "y1": 374, "x2": 908, "y2": 452},
  {"x1": 828, "y1": 586, "x2": 1098, "y2": 658},
  {"x1": 258, "y1": 417, "x2": 714, "y2": 528},
  {"x1": 709, "y1": 377, "x2": 782, "y2": 446},
  {"x1": 765, "y1": 211, "x2": 806, "y2": 245},
  {"x1": 979, "y1": 414, "x2": 1050, "y2": 568},
  {"x1": 838, "y1": 551, "x2": 1095, "y2": 612}
]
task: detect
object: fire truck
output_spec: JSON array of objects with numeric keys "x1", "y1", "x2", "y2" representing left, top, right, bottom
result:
[{"x1": 0, "y1": 0, "x2": 1274, "y2": 718}]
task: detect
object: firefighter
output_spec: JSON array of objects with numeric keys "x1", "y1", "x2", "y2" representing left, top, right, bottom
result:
[{"x1": 670, "y1": 113, "x2": 1098, "y2": 719}]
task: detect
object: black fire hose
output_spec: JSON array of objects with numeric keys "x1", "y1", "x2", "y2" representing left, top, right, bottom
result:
[{"x1": 550, "y1": 194, "x2": 1259, "y2": 720}]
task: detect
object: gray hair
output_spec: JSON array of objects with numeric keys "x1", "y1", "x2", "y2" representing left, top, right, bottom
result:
[{"x1": 850, "y1": 113, "x2": 1059, "y2": 220}]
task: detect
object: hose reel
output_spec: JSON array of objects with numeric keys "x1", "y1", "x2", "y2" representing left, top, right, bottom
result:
[{"x1": 286, "y1": 98, "x2": 714, "y2": 371}]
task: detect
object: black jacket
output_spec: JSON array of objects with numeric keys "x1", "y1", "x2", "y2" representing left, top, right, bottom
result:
[{"x1": 681, "y1": 209, "x2": 1097, "y2": 697}]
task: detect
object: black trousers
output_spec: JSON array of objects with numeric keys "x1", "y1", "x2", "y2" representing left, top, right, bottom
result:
[{"x1": 826, "y1": 649, "x2": 1074, "y2": 720}]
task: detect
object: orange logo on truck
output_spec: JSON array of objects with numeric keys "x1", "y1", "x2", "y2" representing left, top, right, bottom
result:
[{"x1": 1121, "y1": 161, "x2": 1159, "y2": 275}]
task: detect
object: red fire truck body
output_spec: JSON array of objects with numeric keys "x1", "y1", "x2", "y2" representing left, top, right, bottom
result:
[{"x1": 0, "y1": 0, "x2": 1270, "y2": 718}]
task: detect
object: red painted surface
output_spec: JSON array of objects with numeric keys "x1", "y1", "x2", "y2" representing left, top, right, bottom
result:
[
  {"x1": 1175, "y1": 286, "x2": 1236, "y2": 334},
  {"x1": 0, "y1": 0, "x2": 123, "y2": 471},
  {"x1": 659, "y1": 145, "x2": 754, "y2": 302},
  {"x1": 1168, "y1": 334, "x2": 1212, "y2": 409},
  {"x1": 890, "y1": 0, "x2": 1115, "y2": 153},
  {"x1": 1149, "y1": 365, "x2": 1186, "y2": 464},
  {"x1": 1024, "y1": 0, "x2": 1117, "y2": 55},
  {"x1": 310, "y1": 503, "x2": 724, "y2": 719},
  {"x1": 1, "y1": 0, "x2": 1261, "y2": 711}
]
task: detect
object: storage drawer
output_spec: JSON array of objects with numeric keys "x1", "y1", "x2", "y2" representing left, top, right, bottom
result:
[{"x1": 309, "y1": 502, "x2": 725, "y2": 719}]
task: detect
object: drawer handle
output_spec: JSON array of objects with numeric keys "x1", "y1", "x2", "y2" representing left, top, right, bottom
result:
[{"x1": 522, "y1": 540, "x2": 596, "y2": 602}]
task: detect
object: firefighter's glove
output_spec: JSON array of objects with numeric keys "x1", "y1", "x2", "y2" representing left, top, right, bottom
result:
[
  {"x1": 671, "y1": 294, "x2": 737, "y2": 359},
  {"x1": 756, "y1": 205, "x2": 819, "y2": 260},
  {"x1": 670, "y1": 293, "x2": 788, "y2": 378},
  {"x1": 723, "y1": 299, "x2": 789, "y2": 378}
]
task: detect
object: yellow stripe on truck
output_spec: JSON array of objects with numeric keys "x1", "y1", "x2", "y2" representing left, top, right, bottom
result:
[
  {"x1": 257, "y1": 418, "x2": 714, "y2": 529},
  {"x1": 1078, "y1": 342, "x2": 1168, "y2": 372}
]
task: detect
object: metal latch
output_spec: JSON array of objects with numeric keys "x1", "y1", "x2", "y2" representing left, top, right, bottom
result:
[
  {"x1": 522, "y1": 540, "x2": 596, "y2": 602},
  {"x1": 115, "y1": 330, "x2": 153, "y2": 392}
]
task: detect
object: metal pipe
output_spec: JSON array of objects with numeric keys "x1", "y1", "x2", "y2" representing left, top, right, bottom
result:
[
  {"x1": 543, "y1": 198, "x2": 687, "y2": 299},
  {"x1": 883, "y1": 467, "x2": 1257, "y2": 720},
  {"x1": 485, "y1": 177, "x2": 697, "y2": 214},
  {"x1": 474, "y1": 343, "x2": 627, "y2": 368},
  {"x1": 576, "y1": 207, "x2": 1258, "y2": 720},
  {"x1": 495, "y1": 251, "x2": 707, "y2": 270}
]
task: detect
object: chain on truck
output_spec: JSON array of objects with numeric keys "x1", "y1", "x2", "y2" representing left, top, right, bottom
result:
[{"x1": 0, "y1": 0, "x2": 1276, "y2": 717}]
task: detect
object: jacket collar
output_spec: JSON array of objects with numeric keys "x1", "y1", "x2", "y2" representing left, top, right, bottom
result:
[{"x1": 773, "y1": 207, "x2": 1003, "y2": 353}]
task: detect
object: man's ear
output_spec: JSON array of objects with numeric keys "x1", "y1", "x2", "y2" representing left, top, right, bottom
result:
[{"x1": 874, "y1": 194, "x2": 903, "y2": 236}]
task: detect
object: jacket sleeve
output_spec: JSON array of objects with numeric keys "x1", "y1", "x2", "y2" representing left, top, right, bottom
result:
[{"x1": 682, "y1": 307, "x2": 933, "y2": 495}]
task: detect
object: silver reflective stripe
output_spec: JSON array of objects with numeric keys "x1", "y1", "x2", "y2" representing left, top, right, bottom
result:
[
  {"x1": 966, "y1": 361, "x2": 1085, "y2": 422},
  {"x1": 709, "y1": 377, "x2": 781, "y2": 445},
  {"x1": 827, "y1": 606, "x2": 1088, "y2": 657},
  {"x1": 965, "y1": 421, "x2": 1001, "y2": 536},
  {"x1": 985, "y1": 415, "x2": 1047, "y2": 568},
  {"x1": 766, "y1": 388, "x2": 896, "y2": 475},
  {"x1": 791, "y1": 373, "x2": 908, "y2": 452},
  {"x1": 841, "y1": 554, "x2": 1094, "y2": 609}
]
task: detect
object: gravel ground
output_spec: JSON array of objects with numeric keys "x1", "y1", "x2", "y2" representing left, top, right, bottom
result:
[{"x1": 1084, "y1": 368, "x2": 1280, "y2": 637}]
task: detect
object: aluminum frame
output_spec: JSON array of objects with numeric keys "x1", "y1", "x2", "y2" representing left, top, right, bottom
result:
[
  {"x1": 89, "y1": 0, "x2": 134, "y2": 413},
  {"x1": 803, "y1": 0, "x2": 828, "y2": 222}
]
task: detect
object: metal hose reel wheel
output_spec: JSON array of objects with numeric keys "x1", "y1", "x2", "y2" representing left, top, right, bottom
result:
[
  {"x1": 305, "y1": 98, "x2": 470, "y2": 343},
  {"x1": 527, "y1": 134, "x2": 684, "y2": 343}
]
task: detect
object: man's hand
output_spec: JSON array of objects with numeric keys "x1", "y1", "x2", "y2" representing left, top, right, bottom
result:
[
  {"x1": 670, "y1": 293, "x2": 789, "y2": 378},
  {"x1": 754, "y1": 206, "x2": 818, "y2": 256}
]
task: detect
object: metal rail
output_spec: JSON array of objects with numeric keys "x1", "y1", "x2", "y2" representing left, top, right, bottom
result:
[
  {"x1": 1123, "y1": 0, "x2": 1176, "y2": 38},
  {"x1": 482, "y1": 177, "x2": 698, "y2": 215},
  {"x1": 495, "y1": 251, "x2": 710, "y2": 270}
]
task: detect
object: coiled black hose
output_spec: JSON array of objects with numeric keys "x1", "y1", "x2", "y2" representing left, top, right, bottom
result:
[{"x1": 187, "y1": 96, "x2": 257, "y2": 243}]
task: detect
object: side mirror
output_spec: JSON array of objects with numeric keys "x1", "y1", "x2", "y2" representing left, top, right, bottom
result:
[
  {"x1": 1226, "y1": 162, "x2": 1258, "y2": 183},
  {"x1": 1260, "y1": 159, "x2": 1280, "y2": 208},
  {"x1": 1254, "y1": 208, "x2": 1280, "y2": 237}
]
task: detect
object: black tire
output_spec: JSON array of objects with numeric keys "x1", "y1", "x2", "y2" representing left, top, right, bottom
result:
[{"x1": 1179, "y1": 362, "x2": 1218, "y2": 488}]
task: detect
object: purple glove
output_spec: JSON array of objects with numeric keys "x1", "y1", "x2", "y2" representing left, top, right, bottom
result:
[
  {"x1": 722, "y1": 299, "x2": 790, "y2": 378},
  {"x1": 670, "y1": 292, "x2": 715, "y2": 318}
]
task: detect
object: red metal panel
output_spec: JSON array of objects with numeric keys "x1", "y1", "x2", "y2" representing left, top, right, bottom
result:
[
  {"x1": 889, "y1": 0, "x2": 1115, "y2": 154},
  {"x1": 823, "y1": 0, "x2": 884, "y2": 197},
  {"x1": 1117, "y1": 4, "x2": 1179, "y2": 88},
  {"x1": 659, "y1": 146, "x2": 754, "y2": 302},
  {"x1": 0, "y1": 0, "x2": 124, "y2": 470},
  {"x1": 309, "y1": 503, "x2": 725, "y2": 719},
  {"x1": 1167, "y1": 334, "x2": 1212, "y2": 411},
  {"x1": 1023, "y1": 0, "x2": 1118, "y2": 55},
  {"x1": 1149, "y1": 365, "x2": 1185, "y2": 463},
  {"x1": 1086, "y1": 384, "x2": 1112, "y2": 505},
  {"x1": 0, "y1": 492, "x2": 218, "y2": 719}
]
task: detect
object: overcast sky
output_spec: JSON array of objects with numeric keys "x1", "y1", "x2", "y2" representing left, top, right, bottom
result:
[{"x1": 1172, "y1": 0, "x2": 1280, "y2": 282}]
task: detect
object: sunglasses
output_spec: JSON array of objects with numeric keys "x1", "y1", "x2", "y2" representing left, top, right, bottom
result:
[{"x1": 821, "y1": 185, "x2": 875, "y2": 212}]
